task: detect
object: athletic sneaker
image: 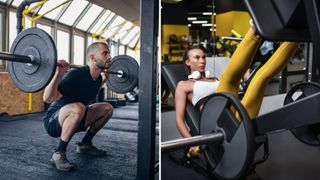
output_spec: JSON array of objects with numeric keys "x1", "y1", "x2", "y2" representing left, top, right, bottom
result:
[
  {"x1": 51, "y1": 151, "x2": 75, "y2": 171},
  {"x1": 76, "y1": 142, "x2": 107, "y2": 156}
]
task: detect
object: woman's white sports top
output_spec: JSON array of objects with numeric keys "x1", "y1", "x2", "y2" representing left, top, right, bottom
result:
[{"x1": 191, "y1": 80, "x2": 219, "y2": 106}]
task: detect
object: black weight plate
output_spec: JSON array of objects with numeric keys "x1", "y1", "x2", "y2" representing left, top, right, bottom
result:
[
  {"x1": 200, "y1": 93, "x2": 255, "y2": 180},
  {"x1": 107, "y1": 55, "x2": 139, "y2": 93},
  {"x1": 284, "y1": 82, "x2": 320, "y2": 146},
  {"x1": 8, "y1": 27, "x2": 57, "y2": 92}
]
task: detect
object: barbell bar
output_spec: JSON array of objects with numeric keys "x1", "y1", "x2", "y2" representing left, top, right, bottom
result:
[
  {"x1": 161, "y1": 132, "x2": 224, "y2": 152},
  {"x1": 4, "y1": 27, "x2": 139, "y2": 93},
  {"x1": 0, "y1": 51, "x2": 33, "y2": 64},
  {"x1": 58, "y1": 63, "x2": 124, "y2": 78},
  {"x1": 0, "y1": 52, "x2": 124, "y2": 76}
]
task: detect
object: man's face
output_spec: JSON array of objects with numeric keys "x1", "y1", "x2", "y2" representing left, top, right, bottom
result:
[{"x1": 95, "y1": 44, "x2": 111, "y2": 69}]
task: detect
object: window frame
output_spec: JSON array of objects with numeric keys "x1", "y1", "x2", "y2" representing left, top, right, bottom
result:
[
  {"x1": 73, "y1": 30, "x2": 86, "y2": 65},
  {"x1": 56, "y1": 27, "x2": 71, "y2": 61}
]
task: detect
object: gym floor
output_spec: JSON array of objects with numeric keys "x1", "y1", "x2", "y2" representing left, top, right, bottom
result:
[
  {"x1": 0, "y1": 103, "x2": 159, "y2": 180},
  {"x1": 161, "y1": 130, "x2": 320, "y2": 180}
]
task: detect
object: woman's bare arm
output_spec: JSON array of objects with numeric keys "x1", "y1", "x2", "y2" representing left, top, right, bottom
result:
[{"x1": 175, "y1": 81, "x2": 193, "y2": 138}]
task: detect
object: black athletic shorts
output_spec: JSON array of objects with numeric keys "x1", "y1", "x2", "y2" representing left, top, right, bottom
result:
[{"x1": 43, "y1": 107, "x2": 88, "y2": 137}]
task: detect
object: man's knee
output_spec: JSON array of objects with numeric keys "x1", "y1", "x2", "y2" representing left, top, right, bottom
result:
[
  {"x1": 102, "y1": 103, "x2": 113, "y2": 118},
  {"x1": 68, "y1": 103, "x2": 86, "y2": 119}
]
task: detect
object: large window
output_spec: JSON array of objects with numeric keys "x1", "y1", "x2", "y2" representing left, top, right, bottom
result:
[
  {"x1": 127, "y1": 48, "x2": 140, "y2": 65},
  {"x1": 109, "y1": 41, "x2": 118, "y2": 57},
  {"x1": 9, "y1": 11, "x2": 17, "y2": 49},
  {"x1": 73, "y1": 35, "x2": 85, "y2": 65},
  {"x1": 90, "y1": 11, "x2": 114, "y2": 34},
  {"x1": 59, "y1": 0, "x2": 89, "y2": 26},
  {"x1": 128, "y1": 35, "x2": 140, "y2": 49},
  {"x1": 57, "y1": 30, "x2": 70, "y2": 61},
  {"x1": 119, "y1": 44, "x2": 125, "y2": 55},
  {"x1": 38, "y1": 0, "x2": 68, "y2": 20},
  {"x1": 36, "y1": 24, "x2": 52, "y2": 36},
  {"x1": 76, "y1": 4, "x2": 103, "y2": 31},
  {"x1": 0, "y1": 12, "x2": 4, "y2": 69},
  {"x1": 87, "y1": 36, "x2": 93, "y2": 47},
  {"x1": 122, "y1": 26, "x2": 139, "y2": 45},
  {"x1": 5, "y1": 1, "x2": 141, "y2": 66},
  {"x1": 0, "y1": 12, "x2": 2, "y2": 51}
]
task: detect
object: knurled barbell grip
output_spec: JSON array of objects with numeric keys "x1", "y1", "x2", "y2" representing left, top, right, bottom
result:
[{"x1": 161, "y1": 132, "x2": 224, "y2": 152}]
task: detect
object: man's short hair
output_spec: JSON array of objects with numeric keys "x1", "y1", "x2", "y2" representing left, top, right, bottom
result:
[{"x1": 86, "y1": 42, "x2": 109, "y2": 58}]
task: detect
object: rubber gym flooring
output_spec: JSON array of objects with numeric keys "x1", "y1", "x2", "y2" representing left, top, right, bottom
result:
[
  {"x1": 0, "y1": 102, "x2": 159, "y2": 180},
  {"x1": 161, "y1": 94, "x2": 320, "y2": 180}
]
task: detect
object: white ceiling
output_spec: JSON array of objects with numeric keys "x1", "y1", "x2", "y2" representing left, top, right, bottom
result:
[{"x1": 88, "y1": 0, "x2": 140, "y2": 24}]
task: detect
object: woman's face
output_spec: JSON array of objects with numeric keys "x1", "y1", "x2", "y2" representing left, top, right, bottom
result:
[{"x1": 185, "y1": 49, "x2": 206, "y2": 73}]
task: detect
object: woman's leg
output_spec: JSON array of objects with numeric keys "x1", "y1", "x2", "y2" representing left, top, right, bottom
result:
[
  {"x1": 241, "y1": 42, "x2": 299, "y2": 119},
  {"x1": 217, "y1": 31, "x2": 261, "y2": 96}
]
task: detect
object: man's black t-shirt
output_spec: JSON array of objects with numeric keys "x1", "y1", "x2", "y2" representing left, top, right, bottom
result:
[{"x1": 47, "y1": 65, "x2": 102, "y2": 114}]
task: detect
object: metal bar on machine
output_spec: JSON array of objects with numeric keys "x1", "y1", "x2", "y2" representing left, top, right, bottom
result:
[
  {"x1": 161, "y1": 133, "x2": 224, "y2": 152},
  {"x1": 255, "y1": 92, "x2": 320, "y2": 134}
]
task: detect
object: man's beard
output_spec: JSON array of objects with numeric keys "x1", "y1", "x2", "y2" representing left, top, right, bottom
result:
[{"x1": 96, "y1": 58, "x2": 109, "y2": 69}]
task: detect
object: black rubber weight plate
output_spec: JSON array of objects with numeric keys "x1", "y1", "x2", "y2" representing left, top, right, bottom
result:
[
  {"x1": 284, "y1": 82, "x2": 320, "y2": 146},
  {"x1": 107, "y1": 55, "x2": 139, "y2": 93},
  {"x1": 200, "y1": 93, "x2": 255, "y2": 180},
  {"x1": 8, "y1": 27, "x2": 57, "y2": 93}
]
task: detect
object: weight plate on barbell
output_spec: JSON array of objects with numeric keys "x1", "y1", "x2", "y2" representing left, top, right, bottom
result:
[
  {"x1": 107, "y1": 55, "x2": 139, "y2": 93},
  {"x1": 200, "y1": 93, "x2": 255, "y2": 180},
  {"x1": 284, "y1": 82, "x2": 320, "y2": 146},
  {"x1": 8, "y1": 27, "x2": 57, "y2": 93}
]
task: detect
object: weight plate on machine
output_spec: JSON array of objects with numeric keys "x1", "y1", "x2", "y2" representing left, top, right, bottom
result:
[
  {"x1": 200, "y1": 93, "x2": 255, "y2": 180},
  {"x1": 8, "y1": 27, "x2": 57, "y2": 92},
  {"x1": 284, "y1": 82, "x2": 320, "y2": 146},
  {"x1": 107, "y1": 55, "x2": 139, "y2": 93}
]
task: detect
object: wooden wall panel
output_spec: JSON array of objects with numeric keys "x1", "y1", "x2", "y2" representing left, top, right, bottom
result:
[{"x1": 0, "y1": 72, "x2": 44, "y2": 115}]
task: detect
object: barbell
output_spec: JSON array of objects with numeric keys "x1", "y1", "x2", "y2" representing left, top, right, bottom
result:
[
  {"x1": 161, "y1": 93, "x2": 255, "y2": 179},
  {"x1": 2, "y1": 27, "x2": 139, "y2": 93}
]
